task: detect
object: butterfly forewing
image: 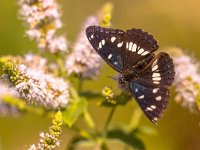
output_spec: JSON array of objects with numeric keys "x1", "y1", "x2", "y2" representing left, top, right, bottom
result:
[
  {"x1": 129, "y1": 79, "x2": 170, "y2": 123},
  {"x1": 123, "y1": 29, "x2": 159, "y2": 69},
  {"x1": 86, "y1": 26, "x2": 125, "y2": 72}
]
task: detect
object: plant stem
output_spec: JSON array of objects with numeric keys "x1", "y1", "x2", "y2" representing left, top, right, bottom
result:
[
  {"x1": 78, "y1": 74, "x2": 83, "y2": 93},
  {"x1": 84, "y1": 110, "x2": 95, "y2": 130},
  {"x1": 56, "y1": 55, "x2": 66, "y2": 77},
  {"x1": 69, "y1": 86, "x2": 79, "y2": 100},
  {"x1": 103, "y1": 106, "x2": 116, "y2": 134}
]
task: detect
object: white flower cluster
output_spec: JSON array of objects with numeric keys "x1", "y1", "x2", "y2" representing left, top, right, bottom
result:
[
  {"x1": 65, "y1": 16, "x2": 102, "y2": 78},
  {"x1": 3, "y1": 63, "x2": 70, "y2": 109},
  {"x1": 19, "y1": 0, "x2": 67, "y2": 53},
  {"x1": 25, "y1": 53, "x2": 47, "y2": 70},
  {"x1": 38, "y1": 132, "x2": 60, "y2": 149},
  {"x1": 29, "y1": 133, "x2": 60, "y2": 150},
  {"x1": 173, "y1": 49, "x2": 200, "y2": 111}
]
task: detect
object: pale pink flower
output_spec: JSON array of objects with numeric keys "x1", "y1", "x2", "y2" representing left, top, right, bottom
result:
[
  {"x1": 19, "y1": 0, "x2": 68, "y2": 53},
  {"x1": 65, "y1": 16, "x2": 102, "y2": 78}
]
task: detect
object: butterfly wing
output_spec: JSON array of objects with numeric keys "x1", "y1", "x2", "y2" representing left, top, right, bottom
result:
[
  {"x1": 86, "y1": 26, "x2": 159, "y2": 72},
  {"x1": 123, "y1": 29, "x2": 159, "y2": 69},
  {"x1": 129, "y1": 79, "x2": 170, "y2": 123},
  {"x1": 86, "y1": 26, "x2": 125, "y2": 73},
  {"x1": 129, "y1": 52, "x2": 175, "y2": 123},
  {"x1": 138, "y1": 52, "x2": 175, "y2": 87}
]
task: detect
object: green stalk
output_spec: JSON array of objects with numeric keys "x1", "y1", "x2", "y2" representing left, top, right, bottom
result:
[
  {"x1": 78, "y1": 74, "x2": 84, "y2": 93},
  {"x1": 103, "y1": 106, "x2": 116, "y2": 134},
  {"x1": 56, "y1": 55, "x2": 66, "y2": 77},
  {"x1": 83, "y1": 110, "x2": 95, "y2": 130}
]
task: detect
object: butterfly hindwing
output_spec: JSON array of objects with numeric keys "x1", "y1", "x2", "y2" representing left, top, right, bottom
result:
[
  {"x1": 129, "y1": 79, "x2": 170, "y2": 123},
  {"x1": 123, "y1": 29, "x2": 159, "y2": 69},
  {"x1": 139, "y1": 52, "x2": 175, "y2": 87},
  {"x1": 86, "y1": 26, "x2": 125, "y2": 72}
]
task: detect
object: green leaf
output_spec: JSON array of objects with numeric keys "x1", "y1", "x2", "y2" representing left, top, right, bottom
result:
[
  {"x1": 107, "y1": 128, "x2": 146, "y2": 150},
  {"x1": 63, "y1": 98, "x2": 87, "y2": 127}
]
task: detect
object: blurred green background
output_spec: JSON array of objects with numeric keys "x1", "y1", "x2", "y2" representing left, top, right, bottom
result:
[{"x1": 0, "y1": 0, "x2": 200, "y2": 150}]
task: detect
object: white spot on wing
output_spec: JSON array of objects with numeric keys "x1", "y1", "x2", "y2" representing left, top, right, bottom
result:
[
  {"x1": 153, "y1": 81, "x2": 160, "y2": 84},
  {"x1": 91, "y1": 34, "x2": 94, "y2": 39},
  {"x1": 99, "y1": 42, "x2": 102, "y2": 49},
  {"x1": 138, "y1": 95, "x2": 144, "y2": 99},
  {"x1": 126, "y1": 42, "x2": 129, "y2": 49},
  {"x1": 152, "y1": 59, "x2": 158, "y2": 66},
  {"x1": 155, "y1": 69, "x2": 160, "y2": 72},
  {"x1": 111, "y1": 37, "x2": 116, "y2": 43},
  {"x1": 141, "y1": 51, "x2": 149, "y2": 56},
  {"x1": 152, "y1": 65, "x2": 158, "y2": 71},
  {"x1": 151, "y1": 105, "x2": 156, "y2": 109},
  {"x1": 117, "y1": 42, "x2": 123, "y2": 47},
  {"x1": 146, "y1": 107, "x2": 153, "y2": 111},
  {"x1": 108, "y1": 54, "x2": 112, "y2": 59},
  {"x1": 135, "y1": 88, "x2": 138, "y2": 92},
  {"x1": 153, "y1": 77, "x2": 161, "y2": 81},
  {"x1": 152, "y1": 73, "x2": 160, "y2": 77},
  {"x1": 153, "y1": 88, "x2": 159, "y2": 93},
  {"x1": 102, "y1": 39, "x2": 105, "y2": 45},
  {"x1": 128, "y1": 42, "x2": 133, "y2": 51},
  {"x1": 132, "y1": 43, "x2": 137, "y2": 52},
  {"x1": 137, "y1": 48, "x2": 144, "y2": 54},
  {"x1": 154, "y1": 117, "x2": 158, "y2": 121},
  {"x1": 156, "y1": 96, "x2": 162, "y2": 101}
]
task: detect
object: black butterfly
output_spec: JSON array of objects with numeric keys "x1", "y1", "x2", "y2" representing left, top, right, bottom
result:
[{"x1": 86, "y1": 26, "x2": 175, "y2": 123}]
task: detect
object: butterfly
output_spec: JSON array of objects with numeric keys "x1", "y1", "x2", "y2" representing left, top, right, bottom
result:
[{"x1": 86, "y1": 25, "x2": 175, "y2": 123}]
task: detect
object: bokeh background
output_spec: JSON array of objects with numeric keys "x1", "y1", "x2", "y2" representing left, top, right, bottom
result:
[{"x1": 0, "y1": 0, "x2": 200, "y2": 150}]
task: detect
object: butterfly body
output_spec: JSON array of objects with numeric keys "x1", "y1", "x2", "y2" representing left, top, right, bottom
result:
[
  {"x1": 119, "y1": 53, "x2": 154, "y2": 83},
  {"x1": 86, "y1": 26, "x2": 175, "y2": 123}
]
